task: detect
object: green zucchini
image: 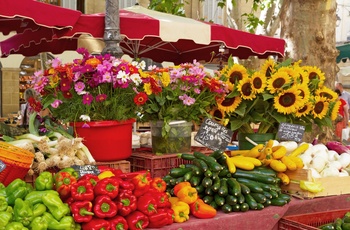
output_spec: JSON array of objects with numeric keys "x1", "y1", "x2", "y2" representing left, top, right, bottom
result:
[
  {"x1": 264, "y1": 199, "x2": 271, "y2": 207},
  {"x1": 262, "y1": 191, "x2": 273, "y2": 200},
  {"x1": 185, "y1": 164, "x2": 203, "y2": 176},
  {"x1": 232, "y1": 169, "x2": 277, "y2": 184},
  {"x1": 239, "y1": 183, "x2": 250, "y2": 195},
  {"x1": 193, "y1": 151, "x2": 223, "y2": 172},
  {"x1": 232, "y1": 204, "x2": 241, "y2": 212},
  {"x1": 256, "y1": 203, "x2": 265, "y2": 210},
  {"x1": 195, "y1": 184, "x2": 205, "y2": 194},
  {"x1": 269, "y1": 190, "x2": 279, "y2": 199},
  {"x1": 205, "y1": 187, "x2": 215, "y2": 196},
  {"x1": 226, "y1": 178, "x2": 241, "y2": 196},
  {"x1": 250, "y1": 193, "x2": 267, "y2": 204},
  {"x1": 193, "y1": 159, "x2": 209, "y2": 172},
  {"x1": 180, "y1": 153, "x2": 196, "y2": 161},
  {"x1": 252, "y1": 166, "x2": 277, "y2": 177},
  {"x1": 318, "y1": 223, "x2": 335, "y2": 230},
  {"x1": 169, "y1": 168, "x2": 192, "y2": 178},
  {"x1": 202, "y1": 177, "x2": 213, "y2": 188},
  {"x1": 189, "y1": 176, "x2": 201, "y2": 187},
  {"x1": 183, "y1": 171, "x2": 193, "y2": 182},
  {"x1": 214, "y1": 194, "x2": 225, "y2": 207},
  {"x1": 244, "y1": 193, "x2": 258, "y2": 210},
  {"x1": 211, "y1": 172, "x2": 220, "y2": 180},
  {"x1": 202, "y1": 195, "x2": 214, "y2": 204},
  {"x1": 278, "y1": 193, "x2": 291, "y2": 203},
  {"x1": 211, "y1": 177, "x2": 221, "y2": 192},
  {"x1": 209, "y1": 150, "x2": 225, "y2": 160},
  {"x1": 204, "y1": 170, "x2": 213, "y2": 178},
  {"x1": 239, "y1": 203, "x2": 249, "y2": 212},
  {"x1": 175, "y1": 177, "x2": 184, "y2": 184},
  {"x1": 218, "y1": 179, "x2": 228, "y2": 197},
  {"x1": 218, "y1": 167, "x2": 230, "y2": 177},
  {"x1": 216, "y1": 155, "x2": 227, "y2": 165},
  {"x1": 236, "y1": 193, "x2": 245, "y2": 204},
  {"x1": 235, "y1": 178, "x2": 264, "y2": 193},
  {"x1": 225, "y1": 195, "x2": 238, "y2": 205},
  {"x1": 270, "y1": 197, "x2": 287, "y2": 206},
  {"x1": 221, "y1": 204, "x2": 232, "y2": 213},
  {"x1": 209, "y1": 200, "x2": 218, "y2": 210}
]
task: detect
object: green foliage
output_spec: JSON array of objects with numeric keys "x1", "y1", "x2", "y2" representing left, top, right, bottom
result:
[{"x1": 148, "y1": 0, "x2": 188, "y2": 16}]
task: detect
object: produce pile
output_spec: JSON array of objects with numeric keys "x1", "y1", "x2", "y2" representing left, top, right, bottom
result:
[
  {"x1": 318, "y1": 211, "x2": 350, "y2": 230},
  {"x1": 164, "y1": 146, "x2": 293, "y2": 214}
]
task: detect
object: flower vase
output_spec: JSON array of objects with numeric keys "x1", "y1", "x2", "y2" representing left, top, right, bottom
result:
[
  {"x1": 238, "y1": 133, "x2": 276, "y2": 150},
  {"x1": 70, "y1": 119, "x2": 135, "y2": 161},
  {"x1": 150, "y1": 120, "x2": 192, "y2": 154}
]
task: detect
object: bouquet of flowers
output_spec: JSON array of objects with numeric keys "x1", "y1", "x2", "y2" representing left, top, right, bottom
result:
[
  {"x1": 213, "y1": 57, "x2": 339, "y2": 134},
  {"x1": 32, "y1": 48, "x2": 146, "y2": 124}
]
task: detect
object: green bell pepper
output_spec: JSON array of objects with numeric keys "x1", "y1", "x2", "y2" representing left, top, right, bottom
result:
[
  {"x1": 35, "y1": 171, "x2": 54, "y2": 191},
  {"x1": 32, "y1": 203, "x2": 46, "y2": 218},
  {"x1": 42, "y1": 212, "x2": 75, "y2": 230},
  {"x1": 24, "y1": 190, "x2": 59, "y2": 206},
  {"x1": 0, "y1": 179, "x2": 31, "y2": 206},
  {"x1": 41, "y1": 192, "x2": 70, "y2": 221},
  {"x1": 0, "y1": 182, "x2": 5, "y2": 190},
  {"x1": 4, "y1": 222, "x2": 29, "y2": 230},
  {"x1": 0, "y1": 211, "x2": 13, "y2": 229},
  {"x1": 58, "y1": 167, "x2": 79, "y2": 179},
  {"x1": 29, "y1": 216, "x2": 49, "y2": 230},
  {"x1": 13, "y1": 198, "x2": 33, "y2": 227},
  {"x1": 0, "y1": 196, "x2": 8, "y2": 211}
]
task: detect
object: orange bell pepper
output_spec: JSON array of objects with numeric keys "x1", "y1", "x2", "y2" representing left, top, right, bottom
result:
[
  {"x1": 177, "y1": 186, "x2": 198, "y2": 204},
  {"x1": 173, "y1": 182, "x2": 191, "y2": 196},
  {"x1": 190, "y1": 198, "x2": 217, "y2": 219}
]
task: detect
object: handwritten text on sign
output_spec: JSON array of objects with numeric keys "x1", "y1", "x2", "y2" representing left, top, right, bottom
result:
[
  {"x1": 194, "y1": 118, "x2": 233, "y2": 151},
  {"x1": 277, "y1": 122, "x2": 305, "y2": 142},
  {"x1": 72, "y1": 165, "x2": 100, "y2": 177}
]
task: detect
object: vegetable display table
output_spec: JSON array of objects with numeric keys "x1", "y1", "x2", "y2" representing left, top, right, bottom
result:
[{"x1": 147, "y1": 194, "x2": 350, "y2": 230}]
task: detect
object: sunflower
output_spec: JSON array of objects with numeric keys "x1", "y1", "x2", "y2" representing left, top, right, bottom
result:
[
  {"x1": 267, "y1": 71, "x2": 291, "y2": 94},
  {"x1": 250, "y1": 71, "x2": 266, "y2": 93},
  {"x1": 277, "y1": 66, "x2": 299, "y2": 79},
  {"x1": 223, "y1": 64, "x2": 249, "y2": 90},
  {"x1": 217, "y1": 94, "x2": 242, "y2": 113},
  {"x1": 274, "y1": 86, "x2": 305, "y2": 114},
  {"x1": 311, "y1": 96, "x2": 329, "y2": 120},
  {"x1": 295, "y1": 83, "x2": 310, "y2": 101},
  {"x1": 315, "y1": 86, "x2": 338, "y2": 102},
  {"x1": 209, "y1": 107, "x2": 228, "y2": 125},
  {"x1": 330, "y1": 100, "x2": 342, "y2": 121},
  {"x1": 260, "y1": 59, "x2": 276, "y2": 77},
  {"x1": 237, "y1": 78, "x2": 256, "y2": 100},
  {"x1": 295, "y1": 102, "x2": 313, "y2": 117},
  {"x1": 302, "y1": 66, "x2": 326, "y2": 85}
]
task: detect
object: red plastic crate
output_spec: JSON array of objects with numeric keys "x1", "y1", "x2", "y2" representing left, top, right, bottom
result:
[
  {"x1": 128, "y1": 147, "x2": 213, "y2": 178},
  {"x1": 279, "y1": 209, "x2": 350, "y2": 230}
]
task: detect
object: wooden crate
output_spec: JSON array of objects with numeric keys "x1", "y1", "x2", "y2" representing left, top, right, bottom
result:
[{"x1": 280, "y1": 168, "x2": 350, "y2": 198}]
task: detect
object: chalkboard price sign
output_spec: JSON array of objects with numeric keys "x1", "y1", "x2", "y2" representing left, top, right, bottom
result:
[
  {"x1": 71, "y1": 165, "x2": 100, "y2": 178},
  {"x1": 277, "y1": 122, "x2": 305, "y2": 142},
  {"x1": 0, "y1": 160, "x2": 5, "y2": 173},
  {"x1": 194, "y1": 118, "x2": 233, "y2": 151}
]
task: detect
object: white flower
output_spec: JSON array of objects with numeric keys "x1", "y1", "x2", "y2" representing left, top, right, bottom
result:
[
  {"x1": 80, "y1": 115, "x2": 91, "y2": 122},
  {"x1": 130, "y1": 73, "x2": 142, "y2": 86}
]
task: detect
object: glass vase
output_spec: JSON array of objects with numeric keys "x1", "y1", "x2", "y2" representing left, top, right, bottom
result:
[{"x1": 150, "y1": 120, "x2": 192, "y2": 154}]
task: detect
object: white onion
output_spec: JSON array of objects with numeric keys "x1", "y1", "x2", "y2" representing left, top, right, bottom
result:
[
  {"x1": 320, "y1": 166, "x2": 340, "y2": 177},
  {"x1": 310, "y1": 156, "x2": 327, "y2": 173},
  {"x1": 338, "y1": 153, "x2": 350, "y2": 168}
]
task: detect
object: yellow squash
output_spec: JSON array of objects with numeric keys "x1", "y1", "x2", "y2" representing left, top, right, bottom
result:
[
  {"x1": 277, "y1": 172, "x2": 290, "y2": 185},
  {"x1": 289, "y1": 143, "x2": 309, "y2": 157},
  {"x1": 281, "y1": 156, "x2": 297, "y2": 171},
  {"x1": 231, "y1": 156, "x2": 255, "y2": 170},
  {"x1": 269, "y1": 159, "x2": 287, "y2": 172},
  {"x1": 271, "y1": 146, "x2": 287, "y2": 160}
]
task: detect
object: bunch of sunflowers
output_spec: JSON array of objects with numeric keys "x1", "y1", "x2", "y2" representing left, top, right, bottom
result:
[{"x1": 212, "y1": 58, "x2": 340, "y2": 134}]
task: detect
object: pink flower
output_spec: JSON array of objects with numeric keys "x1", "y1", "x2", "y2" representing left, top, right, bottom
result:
[
  {"x1": 74, "y1": 82, "x2": 85, "y2": 94},
  {"x1": 179, "y1": 94, "x2": 195, "y2": 105},
  {"x1": 83, "y1": 94, "x2": 94, "y2": 105},
  {"x1": 51, "y1": 99, "x2": 62, "y2": 108},
  {"x1": 95, "y1": 94, "x2": 107, "y2": 102}
]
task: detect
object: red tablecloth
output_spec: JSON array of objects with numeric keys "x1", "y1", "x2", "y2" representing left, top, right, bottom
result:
[{"x1": 147, "y1": 194, "x2": 350, "y2": 230}]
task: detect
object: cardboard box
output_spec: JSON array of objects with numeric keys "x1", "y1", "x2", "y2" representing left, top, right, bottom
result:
[{"x1": 281, "y1": 168, "x2": 350, "y2": 198}]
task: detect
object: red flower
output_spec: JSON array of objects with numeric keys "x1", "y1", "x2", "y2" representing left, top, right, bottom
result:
[
  {"x1": 134, "y1": 92, "x2": 148, "y2": 106},
  {"x1": 149, "y1": 77, "x2": 162, "y2": 95}
]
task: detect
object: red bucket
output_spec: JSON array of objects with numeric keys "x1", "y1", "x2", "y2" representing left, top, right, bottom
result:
[{"x1": 70, "y1": 119, "x2": 135, "y2": 162}]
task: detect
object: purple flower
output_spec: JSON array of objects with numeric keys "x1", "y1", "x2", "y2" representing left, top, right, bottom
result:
[
  {"x1": 179, "y1": 94, "x2": 195, "y2": 105},
  {"x1": 51, "y1": 99, "x2": 62, "y2": 108},
  {"x1": 83, "y1": 94, "x2": 94, "y2": 105},
  {"x1": 82, "y1": 122, "x2": 90, "y2": 128}
]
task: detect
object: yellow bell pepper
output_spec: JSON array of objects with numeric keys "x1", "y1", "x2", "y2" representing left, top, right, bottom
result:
[
  {"x1": 177, "y1": 186, "x2": 198, "y2": 204},
  {"x1": 98, "y1": 170, "x2": 115, "y2": 180},
  {"x1": 171, "y1": 201, "x2": 190, "y2": 223},
  {"x1": 169, "y1": 197, "x2": 180, "y2": 206}
]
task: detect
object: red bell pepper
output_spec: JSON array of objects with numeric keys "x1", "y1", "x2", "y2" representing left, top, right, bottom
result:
[
  {"x1": 82, "y1": 217, "x2": 111, "y2": 230},
  {"x1": 143, "y1": 190, "x2": 171, "y2": 208},
  {"x1": 150, "y1": 177, "x2": 166, "y2": 193},
  {"x1": 116, "y1": 178, "x2": 135, "y2": 191},
  {"x1": 54, "y1": 171, "x2": 77, "y2": 200},
  {"x1": 70, "y1": 200, "x2": 94, "y2": 223},
  {"x1": 108, "y1": 215, "x2": 129, "y2": 230},
  {"x1": 115, "y1": 190, "x2": 137, "y2": 217},
  {"x1": 93, "y1": 195, "x2": 118, "y2": 218},
  {"x1": 125, "y1": 211, "x2": 149, "y2": 230},
  {"x1": 147, "y1": 208, "x2": 174, "y2": 228},
  {"x1": 78, "y1": 174, "x2": 100, "y2": 187},
  {"x1": 131, "y1": 172, "x2": 151, "y2": 197},
  {"x1": 137, "y1": 194, "x2": 158, "y2": 216},
  {"x1": 71, "y1": 179, "x2": 94, "y2": 201},
  {"x1": 94, "y1": 177, "x2": 119, "y2": 199},
  {"x1": 117, "y1": 170, "x2": 149, "y2": 180}
]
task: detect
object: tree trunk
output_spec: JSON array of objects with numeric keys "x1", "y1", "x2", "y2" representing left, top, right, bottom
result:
[{"x1": 280, "y1": 0, "x2": 338, "y2": 142}]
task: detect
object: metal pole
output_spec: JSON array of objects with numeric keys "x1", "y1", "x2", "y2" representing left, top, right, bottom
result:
[{"x1": 102, "y1": 0, "x2": 124, "y2": 58}]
